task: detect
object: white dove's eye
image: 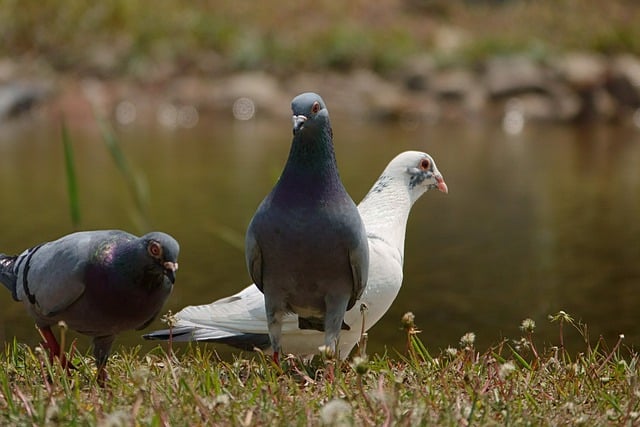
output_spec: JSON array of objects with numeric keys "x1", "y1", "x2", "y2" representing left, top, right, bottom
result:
[
  {"x1": 311, "y1": 101, "x2": 320, "y2": 114},
  {"x1": 419, "y1": 158, "x2": 431, "y2": 170},
  {"x1": 148, "y1": 241, "x2": 163, "y2": 258}
]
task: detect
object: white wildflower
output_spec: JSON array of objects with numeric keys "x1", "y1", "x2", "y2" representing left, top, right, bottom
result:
[
  {"x1": 460, "y1": 332, "x2": 476, "y2": 348},
  {"x1": 319, "y1": 398, "x2": 353, "y2": 426},
  {"x1": 499, "y1": 361, "x2": 516, "y2": 379}
]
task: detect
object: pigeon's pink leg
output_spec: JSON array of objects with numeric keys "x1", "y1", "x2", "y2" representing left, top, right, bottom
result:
[
  {"x1": 273, "y1": 351, "x2": 280, "y2": 366},
  {"x1": 326, "y1": 363, "x2": 335, "y2": 382},
  {"x1": 38, "y1": 326, "x2": 76, "y2": 372},
  {"x1": 39, "y1": 326, "x2": 61, "y2": 363},
  {"x1": 96, "y1": 366, "x2": 108, "y2": 387}
]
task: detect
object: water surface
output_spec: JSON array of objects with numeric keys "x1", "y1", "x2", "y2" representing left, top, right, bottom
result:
[{"x1": 1, "y1": 116, "x2": 639, "y2": 359}]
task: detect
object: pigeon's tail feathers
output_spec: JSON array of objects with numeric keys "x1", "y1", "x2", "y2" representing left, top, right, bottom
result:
[
  {"x1": 207, "y1": 333, "x2": 271, "y2": 351},
  {"x1": 143, "y1": 326, "x2": 271, "y2": 351},
  {"x1": 143, "y1": 325, "x2": 200, "y2": 342},
  {"x1": 0, "y1": 254, "x2": 19, "y2": 300}
]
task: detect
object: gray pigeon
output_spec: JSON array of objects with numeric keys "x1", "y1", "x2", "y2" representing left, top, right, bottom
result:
[
  {"x1": 0, "y1": 230, "x2": 179, "y2": 383},
  {"x1": 245, "y1": 92, "x2": 369, "y2": 363}
]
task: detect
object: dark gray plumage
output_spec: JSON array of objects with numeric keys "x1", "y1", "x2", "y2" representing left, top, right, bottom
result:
[
  {"x1": 0, "y1": 230, "x2": 179, "y2": 383},
  {"x1": 245, "y1": 92, "x2": 369, "y2": 363}
]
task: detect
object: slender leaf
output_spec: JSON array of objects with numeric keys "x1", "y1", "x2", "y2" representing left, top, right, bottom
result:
[
  {"x1": 61, "y1": 119, "x2": 81, "y2": 229},
  {"x1": 96, "y1": 114, "x2": 150, "y2": 231}
]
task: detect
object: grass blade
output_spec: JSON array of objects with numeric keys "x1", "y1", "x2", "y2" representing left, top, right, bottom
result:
[
  {"x1": 61, "y1": 119, "x2": 81, "y2": 229},
  {"x1": 508, "y1": 344, "x2": 533, "y2": 371},
  {"x1": 95, "y1": 114, "x2": 150, "y2": 231}
]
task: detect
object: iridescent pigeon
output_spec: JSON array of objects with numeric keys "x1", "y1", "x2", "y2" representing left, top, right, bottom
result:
[
  {"x1": 0, "y1": 230, "x2": 179, "y2": 383},
  {"x1": 245, "y1": 92, "x2": 369, "y2": 363}
]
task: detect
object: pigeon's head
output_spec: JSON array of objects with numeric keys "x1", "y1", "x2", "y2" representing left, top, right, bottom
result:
[
  {"x1": 291, "y1": 92, "x2": 329, "y2": 136},
  {"x1": 393, "y1": 151, "x2": 448, "y2": 201},
  {"x1": 142, "y1": 232, "x2": 180, "y2": 284}
]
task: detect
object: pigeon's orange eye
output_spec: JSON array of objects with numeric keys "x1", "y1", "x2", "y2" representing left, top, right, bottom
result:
[
  {"x1": 148, "y1": 241, "x2": 163, "y2": 258},
  {"x1": 419, "y1": 158, "x2": 431, "y2": 170},
  {"x1": 311, "y1": 101, "x2": 320, "y2": 114}
]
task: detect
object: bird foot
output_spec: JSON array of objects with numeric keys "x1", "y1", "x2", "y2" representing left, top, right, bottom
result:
[
  {"x1": 96, "y1": 367, "x2": 109, "y2": 387},
  {"x1": 60, "y1": 340, "x2": 79, "y2": 373},
  {"x1": 325, "y1": 362, "x2": 335, "y2": 382},
  {"x1": 38, "y1": 326, "x2": 61, "y2": 363},
  {"x1": 38, "y1": 327, "x2": 78, "y2": 374}
]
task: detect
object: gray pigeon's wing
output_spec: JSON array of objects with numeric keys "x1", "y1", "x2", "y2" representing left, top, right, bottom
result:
[
  {"x1": 20, "y1": 232, "x2": 101, "y2": 316},
  {"x1": 245, "y1": 227, "x2": 264, "y2": 292},
  {"x1": 136, "y1": 308, "x2": 162, "y2": 330},
  {"x1": 347, "y1": 220, "x2": 369, "y2": 308},
  {"x1": 349, "y1": 246, "x2": 368, "y2": 306}
]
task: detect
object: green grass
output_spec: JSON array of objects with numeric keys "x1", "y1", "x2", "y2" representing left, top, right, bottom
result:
[{"x1": 1, "y1": 312, "x2": 638, "y2": 425}]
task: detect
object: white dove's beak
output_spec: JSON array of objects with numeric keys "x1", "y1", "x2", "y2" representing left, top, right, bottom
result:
[{"x1": 435, "y1": 174, "x2": 448, "y2": 194}]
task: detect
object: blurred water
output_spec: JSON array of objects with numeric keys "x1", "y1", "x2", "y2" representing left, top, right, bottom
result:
[{"x1": 0, "y1": 115, "x2": 639, "y2": 359}]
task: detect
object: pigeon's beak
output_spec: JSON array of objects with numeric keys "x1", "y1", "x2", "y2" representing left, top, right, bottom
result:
[
  {"x1": 435, "y1": 173, "x2": 448, "y2": 194},
  {"x1": 292, "y1": 114, "x2": 307, "y2": 133},
  {"x1": 163, "y1": 261, "x2": 178, "y2": 284}
]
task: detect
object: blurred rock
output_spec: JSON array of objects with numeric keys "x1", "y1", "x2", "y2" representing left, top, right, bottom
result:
[
  {"x1": 344, "y1": 69, "x2": 408, "y2": 120},
  {"x1": 8, "y1": 50, "x2": 640, "y2": 126},
  {"x1": 166, "y1": 77, "x2": 217, "y2": 109},
  {"x1": 501, "y1": 95, "x2": 554, "y2": 122},
  {"x1": 400, "y1": 54, "x2": 437, "y2": 92},
  {"x1": 433, "y1": 25, "x2": 470, "y2": 55},
  {"x1": 550, "y1": 53, "x2": 613, "y2": 122},
  {"x1": 287, "y1": 70, "x2": 409, "y2": 120},
  {"x1": 544, "y1": 81, "x2": 582, "y2": 122},
  {"x1": 606, "y1": 54, "x2": 640, "y2": 110},
  {"x1": 211, "y1": 72, "x2": 287, "y2": 118},
  {"x1": 431, "y1": 67, "x2": 476, "y2": 100},
  {"x1": 431, "y1": 67, "x2": 486, "y2": 120},
  {"x1": 0, "y1": 83, "x2": 50, "y2": 121},
  {"x1": 553, "y1": 52, "x2": 608, "y2": 89},
  {"x1": 483, "y1": 56, "x2": 548, "y2": 98}
]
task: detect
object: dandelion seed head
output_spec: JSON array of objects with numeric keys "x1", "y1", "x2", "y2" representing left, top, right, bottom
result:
[
  {"x1": 499, "y1": 361, "x2": 516, "y2": 379},
  {"x1": 520, "y1": 318, "x2": 536, "y2": 333},
  {"x1": 98, "y1": 409, "x2": 132, "y2": 427},
  {"x1": 161, "y1": 310, "x2": 178, "y2": 328},
  {"x1": 351, "y1": 356, "x2": 369, "y2": 375},
  {"x1": 319, "y1": 398, "x2": 352, "y2": 426},
  {"x1": 460, "y1": 332, "x2": 476, "y2": 348},
  {"x1": 445, "y1": 347, "x2": 458, "y2": 358},
  {"x1": 401, "y1": 312, "x2": 415, "y2": 328},
  {"x1": 214, "y1": 394, "x2": 230, "y2": 406}
]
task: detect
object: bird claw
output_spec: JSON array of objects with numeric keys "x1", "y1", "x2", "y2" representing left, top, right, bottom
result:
[
  {"x1": 96, "y1": 367, "x2": 109, "y2": 387},
  {"x1": 38, "y1": 328, "x2": 79, "y2": 375},
  {"x1": 60, "y1": 340, "x2": 79, "y2": 373}
]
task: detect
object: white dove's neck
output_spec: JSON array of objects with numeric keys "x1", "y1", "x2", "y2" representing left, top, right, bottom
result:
[{"x1": 358, "y1": 180, "x2": 415, "y2": 261}]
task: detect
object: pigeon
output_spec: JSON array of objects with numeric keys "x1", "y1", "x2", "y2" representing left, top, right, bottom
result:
[
  {"x1": 144, "y1": 150, "x2": 447, "y2": 359},
  {"x1": 242, "y1": 92, "x2": 369, "y2": 363},
  {"x1": 0, "y1": 230, "x2": 179, "y2": 383}
]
